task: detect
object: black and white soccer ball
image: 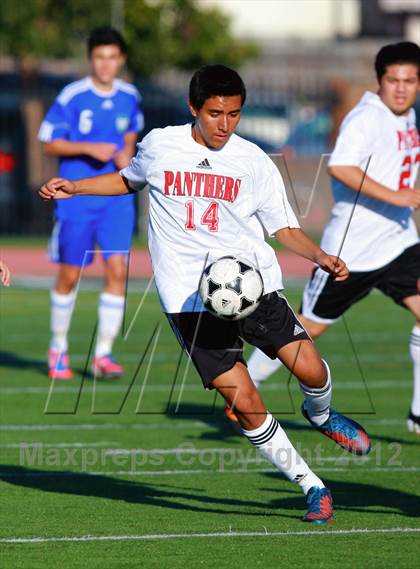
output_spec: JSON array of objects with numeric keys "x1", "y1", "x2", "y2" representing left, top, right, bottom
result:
[{"x1": 199, "y1": 256, "x2": 264, "y2": 320}]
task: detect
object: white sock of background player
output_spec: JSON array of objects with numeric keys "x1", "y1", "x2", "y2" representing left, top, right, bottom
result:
[
  {"x1": 247, "y1": 348, "x2": 283, "y2": 388},
  {"x1": 95, "y1": 292, "x2": 125, "y2": 358},
  {"x1": 409, "y1": 325, "x2": 420, "y2": 417},
  {"x1": 50, "y1": 289, "x2": 76, "y2": 352}
]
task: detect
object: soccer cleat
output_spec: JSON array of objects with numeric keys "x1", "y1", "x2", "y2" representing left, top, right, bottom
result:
[
  {"x1": 224, "y1": 404, "x2": 243, "y2": 435},
  {"x1": 91, "y1": 354, "x2": 123, "y2": 378},
  {"x1": 48, "y1": 349, "x2": 73, "y2": 380},
  {"x1": 302, "y1": 405, "x2": 371, "y2": 455},
  {"x1": 303, "y1": 486, "x2": 334, "y2": 524},
  {"x1": 407, "y1": 411, "x2": 420, "y2": 435}
]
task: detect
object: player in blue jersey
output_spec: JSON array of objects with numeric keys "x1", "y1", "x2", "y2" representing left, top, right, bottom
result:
[{"x1": 38, "y1": 27, "x2": 144, "y2": 380}]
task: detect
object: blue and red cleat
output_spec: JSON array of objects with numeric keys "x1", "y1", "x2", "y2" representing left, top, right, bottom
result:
[
  {"x1": 303, "y1": 486, "x2": 334, "y2": 524},
  {"x1": 48, "y1": 349, "x2": 73, "y2": 380},
  {"x1": 302, "y1": 405, "x2": 371, "y2": 455}
]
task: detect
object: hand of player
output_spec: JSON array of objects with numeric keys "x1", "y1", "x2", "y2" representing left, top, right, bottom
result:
[
  {"x1": 316, "y1": 252, "x2": 349, "y2": 282},
  {"x1": 389, "y1": 188, "x2": 420, "y2": 208},
  {"x1": 0, "y1": 260, "x2": 11, "y2": 287},
  {"x1": 113, "y1": 147, "x2": 133, "y2": 170},
  {"x1": 86, "y1": 142, "x2": 117, "y2": 163},
  {"x1": 39, "y1": 177, "x2": 76, "y2": 201}
]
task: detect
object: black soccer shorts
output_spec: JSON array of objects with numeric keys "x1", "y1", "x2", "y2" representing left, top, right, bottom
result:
[
  {"x1": 300, "y1": 242, "x2": 420, "y2": 324},
  {"x1": 166, "y1": 291, "x2": 310, "y2": 389}
]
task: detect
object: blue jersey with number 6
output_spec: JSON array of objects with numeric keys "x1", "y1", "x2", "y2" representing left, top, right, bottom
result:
[
  {"x1": 38, "y1": 76, "x2": 143, "y2": 214},
  {"x1": 38, "y1": 76, "x2": 143, "y2": 266}
]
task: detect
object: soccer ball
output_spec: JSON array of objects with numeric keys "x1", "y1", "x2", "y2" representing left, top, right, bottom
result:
[{"x1": 199, "y1": 256, "x2": 264, "y2": 320}]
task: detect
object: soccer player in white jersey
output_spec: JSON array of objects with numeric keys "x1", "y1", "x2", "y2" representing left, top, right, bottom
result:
[
  {"x1": 39, "y1": 65, "x2": 372, "y2": 523},
  {"x1": 38, "y1": 27, "x2": 143, "y2": 380},
  {"x1": 247, "y1": 42, "x2": 420, "y2": 434}
]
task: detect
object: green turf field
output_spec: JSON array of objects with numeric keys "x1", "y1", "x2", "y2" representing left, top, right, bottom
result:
[{"x1": 0, "y1": 284, "x2": 419, "y2": 568}]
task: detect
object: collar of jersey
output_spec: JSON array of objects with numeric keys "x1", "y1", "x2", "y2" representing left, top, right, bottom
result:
[
  {"x1": 87, "y1": 76, "x2": 117, "y2": 98},
  {"x1": 361, "y1": 90, "x2": 415, "y2": 127},
  {"x1": 187, "y1": 123, "x2": 232, "y2": 154}
]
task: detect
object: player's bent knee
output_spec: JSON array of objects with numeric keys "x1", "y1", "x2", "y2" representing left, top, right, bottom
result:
[
  {"x1": 233, "y1": 389, "x2": 264, "y2": 416},
  {"x1": 287, "y1": 342, "x2": 326, "y2": 387},
  {"x1": 298, "y1": 361, "x2": 328, "y2": 389}
]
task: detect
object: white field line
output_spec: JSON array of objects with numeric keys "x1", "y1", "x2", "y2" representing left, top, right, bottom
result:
[
  {"x1": 0, "y1": 418, "x2": 407, "y2": 433},
  {"x1": 4, "y1": 327, "x2": 404, "y2": 341},
  {"x1": 237, "y1": 456, "x2": 371, "y2": 465},
  {"x1": 0, "y1": 422, "x2": 208, "y2": 432},
  {"x1": 1, "y1": 527, "x2": 420, "y2": 544},
  {"x1": 1, "y1": 466, "x2": 419, "y2": 478},
  {"x1": 0, "y1": 350, "x2": 411, "y2": 365},
  {"x1": 102, "y1": 447, "x2": 372, "y2": 460},
  {"x1": 0, "y1": 379, "x2": 411, "y2": 395},
  {"x1": 362, "y1": 418, "x2": 407, "y2": 425},
  {"x1": 119, "y1": 466, "x2": 420, "y2": 474},
  {"x1": 0, "y1": 443, "x2": 370, "y2": 463},
  {"x1": 0, "y1": 442, "x2": 117, "y2": 449},
  {"x1": 3, "y1": 322, "x2": 402, "y2": 341}
]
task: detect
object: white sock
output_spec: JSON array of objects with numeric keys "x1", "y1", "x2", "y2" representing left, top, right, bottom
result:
[
  {"x1": 410, "y1": 326, "x2": 420, "y2": 416},
  {"x1": 247, "y1": 348, "x2": 282, "y2": 387},
  {"x1": 95, "y1": 293, "x2": 125, "y2": 358},
  {"x1": 50, "y1": 289, "x2": 76, "y2": 352},
  {"x1": 242, "y1": 412, "x2": 324, "y2": 494},
  {"x1": 300, "y1": 359, "x2": 332, "y2": 427}
]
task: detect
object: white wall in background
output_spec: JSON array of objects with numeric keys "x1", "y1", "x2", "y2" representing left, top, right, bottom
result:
[{"x1": 198, "y1": 0, "x2": 360, "y2": 39}]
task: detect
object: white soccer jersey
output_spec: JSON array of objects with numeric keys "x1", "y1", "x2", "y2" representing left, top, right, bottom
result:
[
  {"x1": 324, "y1": 91, "x2": 419, "y2": 271},
  {"x1": 120, "y1": 124, "x2": 299, "y2": 313}
]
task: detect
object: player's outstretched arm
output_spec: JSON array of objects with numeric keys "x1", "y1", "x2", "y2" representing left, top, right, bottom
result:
[
  {"x1": 274, "y1": 227, "x2": 348, "y2": 282},
  {"x1": 39, "y1": 173, "x2": 131, "y2": 201},
  {"x1": 0, "y1": 260, "x2": 11, "y2": 287},
  {"x1": 328, "y1": 165, "x2": 420, "y2": 208}
]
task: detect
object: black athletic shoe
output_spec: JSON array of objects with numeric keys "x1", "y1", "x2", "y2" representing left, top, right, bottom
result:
[{"x1": 407, "y1": 411, "x2": 420, "y2": 435}]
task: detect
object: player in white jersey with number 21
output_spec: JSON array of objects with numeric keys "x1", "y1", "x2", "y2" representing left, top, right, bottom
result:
[
  {"x1": 39, "y1": 65, "x2": 372, "y2": 524},
  {"x1": 247, "y1": 42, "x2": 420, "y2": 434}
]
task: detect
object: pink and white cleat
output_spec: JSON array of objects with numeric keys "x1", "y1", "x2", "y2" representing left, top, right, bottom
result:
[
  {"x1": 48, "y1": 350, "x2": 73, "y2": 380},
  {"x1": 91, "y1": 354, "x2": 124, "y2": 378}
]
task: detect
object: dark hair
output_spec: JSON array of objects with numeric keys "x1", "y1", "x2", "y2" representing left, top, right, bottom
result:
[
  {"x1": 375, "y1": 41, "x2": 420, "y2": 80},
  {"x1": 87, "y1": 26, "x2": 127, "y2": 55},
  {"x1": 189, "y1": 64, "x2": 246, "y2": 110}
]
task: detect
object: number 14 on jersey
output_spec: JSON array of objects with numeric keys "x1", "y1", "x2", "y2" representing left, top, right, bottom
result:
[{"x1": 185, "y1": 201, "x2": 219, "y2": 232}]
